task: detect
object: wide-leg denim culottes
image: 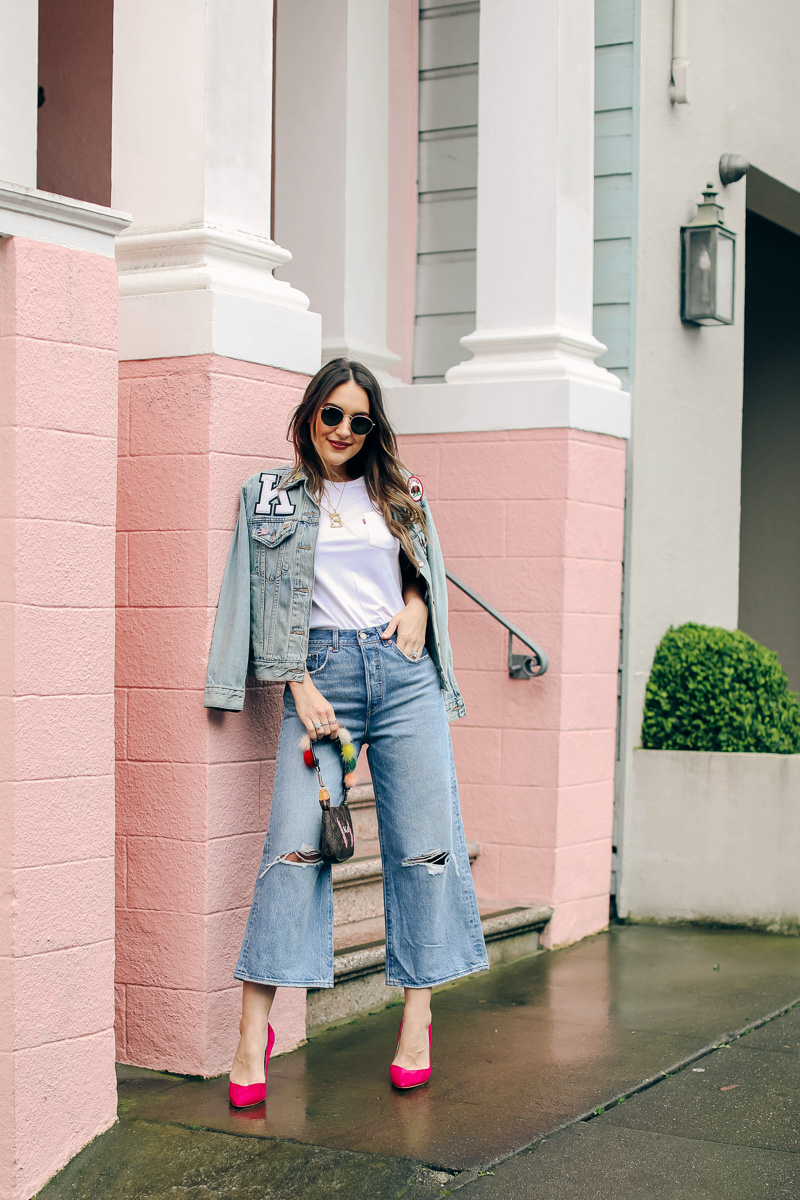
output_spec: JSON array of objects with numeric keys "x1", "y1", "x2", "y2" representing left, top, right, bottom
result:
[{"x1": 234, "y1": 625, "x2": 489, "y2": 989}]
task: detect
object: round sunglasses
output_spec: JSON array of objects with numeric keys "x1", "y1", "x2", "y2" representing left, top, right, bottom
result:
[{"x1": 318, "y1": 404, "x2": 375, "y2": 437}]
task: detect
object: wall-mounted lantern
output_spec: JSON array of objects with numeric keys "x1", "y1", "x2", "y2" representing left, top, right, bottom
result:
[{"x1": 681, "y1": 185, "x2": 736, "y2": 325}]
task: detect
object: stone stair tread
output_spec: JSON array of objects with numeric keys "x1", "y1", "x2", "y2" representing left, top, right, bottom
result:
[
  {"x1": 346, "y1": 782, "x2": 375, "y2": 807},
  {"x1": 327, "y1": 900, "x2": 553, "y2": 982},
  {"x1": 332, "y1": 840, "x2": 479, "y2": 886},
  {"x1": 334, "y1": 915, "x2": 387, "y2": 951}
]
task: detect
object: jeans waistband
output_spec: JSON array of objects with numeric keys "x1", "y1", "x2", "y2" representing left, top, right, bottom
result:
[{"x1": 307, "y1": 624, "x2": 392, "y2": 649}]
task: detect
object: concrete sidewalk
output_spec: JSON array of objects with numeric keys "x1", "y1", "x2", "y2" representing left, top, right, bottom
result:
[{"x1": 37, "y1": 925, "x2": 800, "y2": 1198}]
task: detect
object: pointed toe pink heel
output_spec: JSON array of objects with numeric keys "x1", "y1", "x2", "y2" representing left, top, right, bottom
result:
[
  {"x1": 389, "y1": 1019, "x2": 432, "y2": 1090},
  {"x1": 229, "y1": 1023, "x2": 275, "y2": 1108}
]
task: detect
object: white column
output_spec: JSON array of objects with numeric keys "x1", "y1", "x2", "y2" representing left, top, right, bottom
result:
[
  {"x1": 0, "y1": 0, "x2": 38, "y2": 188},
  {"x1": 445, "y1": 0, "x2": 615, "y2": 390},
  {"x1": 273, "y1": 0, "x2": 401, "y2": 385},
  {"x1": 111, "y1": 0, "x2": 320, "y2": 373}
]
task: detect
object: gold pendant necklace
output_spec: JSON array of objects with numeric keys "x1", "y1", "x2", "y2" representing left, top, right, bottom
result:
[{"x1": 324, "y1": 477, "x2": 348, "y2": 528}]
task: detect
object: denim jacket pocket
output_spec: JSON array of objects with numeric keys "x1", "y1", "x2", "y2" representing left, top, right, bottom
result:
[{"x1": 252, "y1": 517, "x2": 297, "y2": 548}]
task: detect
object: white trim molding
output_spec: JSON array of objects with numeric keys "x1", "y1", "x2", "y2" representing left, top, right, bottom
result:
[
  {"x1": 385, "y1": 377, "x2": 631, "y2": 440},
  {"x1": 0, "y1": 181, "x2": 131, "y2": 255}
]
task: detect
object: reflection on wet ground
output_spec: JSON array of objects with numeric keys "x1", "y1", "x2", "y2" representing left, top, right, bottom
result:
[{"x1": 116, "y1": 924, "x2": 800, "y2": 1170}]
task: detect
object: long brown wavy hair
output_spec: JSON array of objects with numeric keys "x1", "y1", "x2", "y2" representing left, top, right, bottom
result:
[{"x1": 286, "y1": 358, "x2": 425, "y2": 571}]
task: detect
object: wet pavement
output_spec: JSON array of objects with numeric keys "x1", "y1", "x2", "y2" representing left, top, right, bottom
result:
[{"x1": 37, "y1": 924, "x2": 800, "y2": 1198}]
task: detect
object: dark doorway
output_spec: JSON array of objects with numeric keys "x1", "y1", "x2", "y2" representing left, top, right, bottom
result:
[
  {"x1": 37, "y1": 0, "x2": 113, "y2": 206},
  {"x1": 739, "y1": 210, "x2": 800, "y2": 690}
]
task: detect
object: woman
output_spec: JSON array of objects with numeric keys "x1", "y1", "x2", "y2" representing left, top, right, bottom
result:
[{"x1": 204, "y1": 358, "x2": 488, "y2": 1105}]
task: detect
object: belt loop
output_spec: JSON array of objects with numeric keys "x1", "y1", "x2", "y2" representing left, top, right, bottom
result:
[{"x1": 332, "y1": 629, "x2": 338, "y2": 650}]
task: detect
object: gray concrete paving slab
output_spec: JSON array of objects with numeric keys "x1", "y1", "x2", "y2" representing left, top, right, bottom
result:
[
  {"x1": 121, "y1": 1016, "x2": 704, "y2": 1169},
  {"x1": 110, "y1": 926, "x2": 800, "y2": 1171},
  {"x1": 454, "y1": 1004, "x2": 800, "y2": 1199},
  {"x1": 737, "y1": 1005, "x2": 800, "y2": 1054},
  {"x1": 35, "y1": 926, "x2": 800, "y2": 1197},
  {"x1": 599, "y1": 1044, "x2": 800, "y2": 1153},
  {"x1": 450, "y1": 1124, "x2": 800, "y2": 1200},
  {"x1": 35, "y1": 1117, "x2": 450, "y2": 1200}
]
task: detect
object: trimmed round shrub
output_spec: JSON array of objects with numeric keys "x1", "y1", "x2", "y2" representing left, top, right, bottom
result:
[{"x1": 641, "y1": 623, "x2": 800, "y2": 753}]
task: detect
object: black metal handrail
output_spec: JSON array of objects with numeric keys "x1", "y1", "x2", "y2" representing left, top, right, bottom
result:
[{"x1": 445, "y1": 569, "x2": 549, "y2": 678}]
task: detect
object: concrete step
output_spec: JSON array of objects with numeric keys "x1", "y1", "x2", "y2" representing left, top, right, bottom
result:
[
  {"x1": 347, "y1": 783, "x2": 379, "y2": 842},
  {"x1": 332, "y1": 838, "x2": 480, "y2": 925},
  {"x1": 307, "y1": 899, "x2": 553, "y2": 1035}
]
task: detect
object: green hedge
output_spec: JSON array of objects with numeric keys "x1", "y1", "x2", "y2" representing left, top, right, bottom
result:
[{"x1": 641, "y1": 623, "x2": 800, "y2": 753}]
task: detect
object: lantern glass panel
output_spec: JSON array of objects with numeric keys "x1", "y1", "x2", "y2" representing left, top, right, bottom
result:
[
  {"x1": 686, "y1": 227, "x2": 715, "y2": 321},
  {"x1": 716, "y1": 231, "x2": 734, "y2": 323}
]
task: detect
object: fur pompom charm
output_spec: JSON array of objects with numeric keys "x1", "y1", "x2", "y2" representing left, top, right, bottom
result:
[
  {"x1": 340, "y1": 743, "x2": 357, "y2": 773},
  {"x1": 298, "y1": 732, "x2": 315, "y2": 766},
  {"x1": 300, "y1": 727, "x2": 358, "y2": 788},
  {"x1": 335, "y1": 727, "x2": 357, "y2": 770}
]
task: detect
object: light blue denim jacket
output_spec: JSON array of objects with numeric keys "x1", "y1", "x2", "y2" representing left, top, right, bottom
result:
[{"x1": 203, "y1": 463, "x2": 466, "y2": 721}]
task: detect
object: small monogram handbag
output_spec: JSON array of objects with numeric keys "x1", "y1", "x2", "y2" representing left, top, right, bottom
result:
[{"x1": 300, "y1": 728, "x2": 357, "y2": 863}]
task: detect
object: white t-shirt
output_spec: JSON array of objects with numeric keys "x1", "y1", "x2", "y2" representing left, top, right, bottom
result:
[{"x1": 309, "y1": 476, "x2": 405, "y2": 629}]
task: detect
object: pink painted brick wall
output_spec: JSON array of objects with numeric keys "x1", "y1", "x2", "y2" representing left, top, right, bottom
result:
[
  {"x1": 0, "y1": 237, "x2": 118, "y2": 1200},
  {"x1": 115, "y1": 355, "x2": 309, "y2": 1076},
  {"x1": 397, "y1": 428, "x2": 625, "y2": 948}
]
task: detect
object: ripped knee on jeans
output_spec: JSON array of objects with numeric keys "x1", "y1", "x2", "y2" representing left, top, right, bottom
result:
[
  {"x1": 259, "y1": 842, "x2": 323, "y2": 878},
  {"x1": 284, "y1": 848, "x2": 323, "y2": 864},
  {"x1": 402, "y1": 849, "x2": 456, "y2": 876}
]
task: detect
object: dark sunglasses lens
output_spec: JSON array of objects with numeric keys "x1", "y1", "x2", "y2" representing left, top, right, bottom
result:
[
  {"x1": 350, "y1": 415, "x2": 373, "y2": 436},
  {"x1": 320, "y1": 406, "x2": 343, "y2": 427}
]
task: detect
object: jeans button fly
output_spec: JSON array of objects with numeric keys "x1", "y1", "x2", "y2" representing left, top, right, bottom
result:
[{"x1": 359, "y1": 631, "x2": 368, "y2": 640}]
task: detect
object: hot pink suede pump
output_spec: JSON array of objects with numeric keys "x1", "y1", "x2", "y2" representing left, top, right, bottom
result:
[
  {"x1": 389, "y1": 1019, "x2": 432, "y2": 1090},
  {"x1": 228, "y1": 1023, "x2": 275, "y2": 1108}
]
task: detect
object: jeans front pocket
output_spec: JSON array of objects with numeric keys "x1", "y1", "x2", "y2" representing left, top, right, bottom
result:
[
  {"x1": 306, "y1": 646, "x2": 332, "y2": 676},
  {"x1": 387, "y1": 637, "x2": 429, "y2": 665}
]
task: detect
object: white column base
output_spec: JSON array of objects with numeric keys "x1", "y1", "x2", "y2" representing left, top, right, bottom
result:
[
  {"x1": 116, "y1": 222, "x2": 322, "y2": 373},
  {"x1": 444, "y1": 327, "x2": 620, "y2": 390},
  {"x1": 321, "y1": 337, "x2": 403, "y2": 389},
  {"x1": 385, "y1": 377, "x2": 631, "y2": 439},
  {"x1": 116, "y1": 223, "x2": 311, "y2": 309},
  {"x1": 118, "y1": 289, "x2": 322, "y2": 375}
]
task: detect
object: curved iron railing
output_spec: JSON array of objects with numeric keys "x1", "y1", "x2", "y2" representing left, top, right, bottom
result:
[{"x1": 445, "y1": 569, "x2": 549, "y2": 679}]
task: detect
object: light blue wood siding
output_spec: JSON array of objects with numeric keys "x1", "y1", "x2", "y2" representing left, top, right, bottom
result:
[
  {"x1": 414, "y1": 0, "x2": 479, "y2": 383},
  {"x1": 593, "y1": 0, "x2": 637, "y2": 384}
]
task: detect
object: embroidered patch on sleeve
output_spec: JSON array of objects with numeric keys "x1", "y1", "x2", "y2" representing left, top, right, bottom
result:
[
  {"x1": 255, "y1": 471, "x2": 297, "y2": 516},
  {"x1": 407, "y1": 475, "x2": 424, "y2": 502}
]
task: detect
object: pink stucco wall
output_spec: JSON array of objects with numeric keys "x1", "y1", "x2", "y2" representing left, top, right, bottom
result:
[
  {"x1": 398, "y1": 428, "x2": 625, "y2": 948},
  {"x1": 0, "y1": 237, "x2": 119, "y2": 1200},
  {"x1": 115, "y1": 354, "x2": 310, "y2": 1077}
]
